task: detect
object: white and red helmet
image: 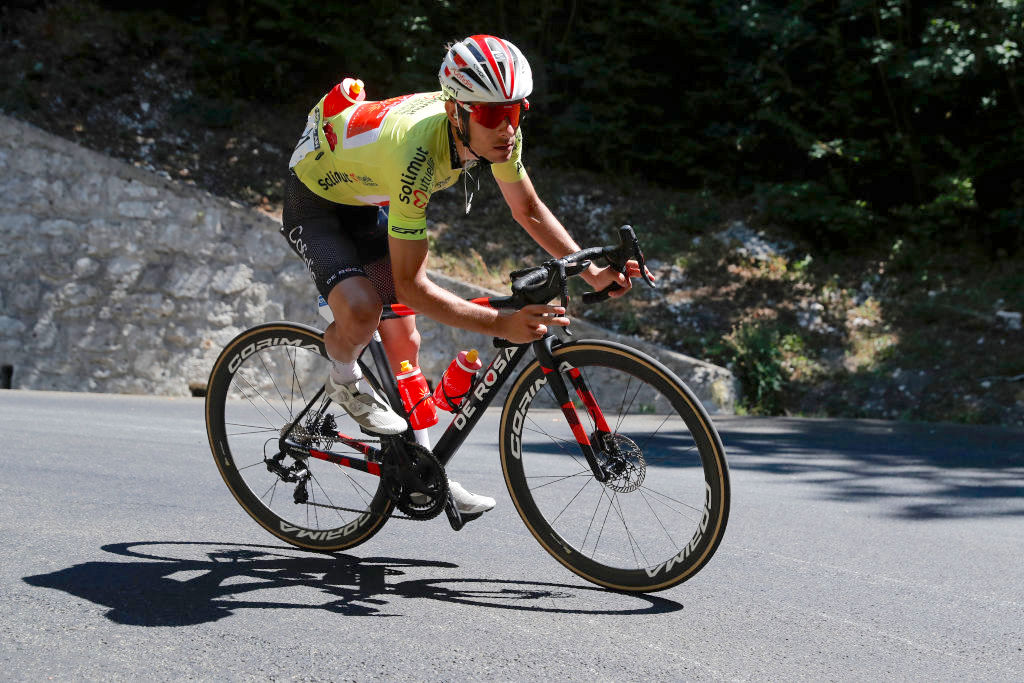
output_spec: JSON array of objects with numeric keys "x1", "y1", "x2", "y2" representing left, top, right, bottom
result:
[{"x1": 439, "y1": 35, "x2": 533, "y2": 104}]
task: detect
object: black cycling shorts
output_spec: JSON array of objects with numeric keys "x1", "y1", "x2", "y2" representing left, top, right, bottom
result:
[{"x1": 279, "y1": 172, "x2": 397, "y2": 303}]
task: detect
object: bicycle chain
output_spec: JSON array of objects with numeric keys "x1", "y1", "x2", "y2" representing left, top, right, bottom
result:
[
  {"x1": 284, "y1": 413, "x2": 448, "y2": 521},
  {"x1": 286, "y1": 434, "x2": 447, "y2": 521},
  {"x1": 297, "y1": 500, "x2": 423, "y2": 522}
]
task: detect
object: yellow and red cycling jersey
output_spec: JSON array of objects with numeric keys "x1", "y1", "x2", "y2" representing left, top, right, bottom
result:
[{"x1": 289, "y1": 88, "x2": 526, "y2": 240}]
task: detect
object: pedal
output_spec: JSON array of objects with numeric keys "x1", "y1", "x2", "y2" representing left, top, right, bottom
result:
[
  {"x1": 457, "y1": 511, "x2": 483, "y2": 528},
  {"x1": 358, "y1": 425, "x2": 404, "y2": 442},
  {"x1": 444, "y1": 493, "x2": 484, "y2": 531},
  {"x1": 444, "y1": 491, "x2": 464, "y2": 529}
]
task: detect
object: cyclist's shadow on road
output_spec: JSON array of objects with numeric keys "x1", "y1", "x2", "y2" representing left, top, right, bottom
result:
[{"x1": 23, "y1": 541, "x2": 681, "y2": 626}]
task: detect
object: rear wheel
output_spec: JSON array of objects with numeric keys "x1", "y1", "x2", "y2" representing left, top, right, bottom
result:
[
  {"x1": 205, "y1": 322, "x2": 392, "y2": 551},
  {"x1": 499, "y1": 340, "x2": 730, "y2": 592}
]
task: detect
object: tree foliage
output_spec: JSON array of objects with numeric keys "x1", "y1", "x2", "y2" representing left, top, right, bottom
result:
[
  {"x1": 95, "y1": 0, "x2": 1022, "y2": 251},
  {"x1": 718, "y1": 0, "x2": 1024, "y2": 249}
]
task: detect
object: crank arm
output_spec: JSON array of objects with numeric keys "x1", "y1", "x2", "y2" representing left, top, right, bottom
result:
[{"x1": 445, "y1": 494, "x2": 483, "y2": 531}]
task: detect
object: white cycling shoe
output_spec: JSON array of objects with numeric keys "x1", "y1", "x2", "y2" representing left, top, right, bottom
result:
[
  {"x1": 448, "y1": 481, "x2": 496, "y2": 515},
  {"x1": 408, "y1": 481, "x2": 495, "y2": 514},
  {"x1": 326, "y1": 375, "x2": 408, "y2": 436}
]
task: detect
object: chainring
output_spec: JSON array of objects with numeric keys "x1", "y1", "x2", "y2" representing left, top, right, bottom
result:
[{"x1": 383, "y1": 441, "x2": 449, "y2": 520}]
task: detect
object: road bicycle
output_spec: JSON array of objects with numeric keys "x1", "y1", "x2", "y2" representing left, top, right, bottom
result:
[{"x1": 204, "y1": 226, "x2": 730, "y2": 592}]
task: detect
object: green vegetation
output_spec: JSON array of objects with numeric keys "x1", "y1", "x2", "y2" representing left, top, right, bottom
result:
[
  {"x1": 9, "y1": 0, "x2": 1022, "y2": 249},
  {"x1": 2, "y1": 0, "x2": 1021, "y2": 424},
  {"x1": 27, "y1": 0, "x2": 1021, "y2": 251},
  {"x1": 726, "y1": 322, "x2": 787, "y2": 415}
]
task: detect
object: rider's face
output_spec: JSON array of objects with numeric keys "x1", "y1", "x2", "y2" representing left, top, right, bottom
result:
[
  {"x1": 446, "y1": 100, "x2": 519, "y2": 164},
  {"x1": 466, "y1": 114, "x2": 517, "y2": 163}
]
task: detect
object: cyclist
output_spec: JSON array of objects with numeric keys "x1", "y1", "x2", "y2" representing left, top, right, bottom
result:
[{"x1": 281, "y1": 35, "x2": 641, "y2": 513}]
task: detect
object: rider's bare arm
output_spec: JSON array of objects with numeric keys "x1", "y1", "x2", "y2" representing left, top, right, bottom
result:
[
  {"x1": 389, "y1": 236, "x2": 568, "y2": 344},
  {"x1": 496, "y1": 174, "x2": 634, "y2": 297}
]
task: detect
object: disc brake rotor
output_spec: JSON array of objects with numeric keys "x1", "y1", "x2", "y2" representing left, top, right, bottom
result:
[{"x1": 595, "y1": 432, "x2": 646, "y2": 493}]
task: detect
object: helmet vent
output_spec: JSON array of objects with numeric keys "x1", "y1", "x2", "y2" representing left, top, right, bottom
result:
[
  {"x1": 462, "y1": 68, "x2": 489, "y2": 92},
  {"x1": 439, "y1": 34, "x2": 533, "y2": 104}
]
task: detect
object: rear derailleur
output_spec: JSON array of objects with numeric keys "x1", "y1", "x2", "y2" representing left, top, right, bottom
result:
[{"x1": 264, "y1": 452, "x2": 312, "y2": 504}]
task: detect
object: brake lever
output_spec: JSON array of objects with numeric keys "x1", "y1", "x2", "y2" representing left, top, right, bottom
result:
[
  {"x1": 619, "y1": 224, "x2": 655, "y2": 289},
  {"x1": 581, "y1": 282, "x2": 621, "y2": 305},
  {"x1": 577, "y1": 226, "x2": 654, "y2": 304},
  {"x1": 556, "y1": 261, "x2": 573, "y2": 337},
  {"x1": 634, "y1": 246, "x2": 656, "y2": 290},
  {"x1": 509, "y1": 265, "x2": 542, "y2": 281}
]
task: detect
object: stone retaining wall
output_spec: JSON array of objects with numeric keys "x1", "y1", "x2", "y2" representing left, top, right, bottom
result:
[{"x1": 0, "y1": 114, "x2": 737, "y2": 412}]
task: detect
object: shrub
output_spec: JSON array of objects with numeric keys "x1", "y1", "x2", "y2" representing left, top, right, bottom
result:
[
  {"x1": 756, "y1": 181, "x2": 879, "y2": 249},
  {"x1": 725, "y1": 322, "x2": 786, "y2": 415}
]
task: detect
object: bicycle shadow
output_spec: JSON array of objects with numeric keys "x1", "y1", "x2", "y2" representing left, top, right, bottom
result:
[{"x1": 22, "y1": 541, "x2": 683, "y2": 626}]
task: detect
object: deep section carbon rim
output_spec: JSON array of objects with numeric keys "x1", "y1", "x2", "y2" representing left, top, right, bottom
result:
[
  {"x1": 500, "y1": 341, "x2": 730, "y2": 592},
  {"x1": 205, "y1": 322, "x2": 392, "y2": 551}
]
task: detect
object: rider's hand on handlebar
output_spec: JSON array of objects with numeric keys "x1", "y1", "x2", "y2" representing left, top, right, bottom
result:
[
  {"x1": 583, "y1": 261, "x2": 655, "y2": 298},
  {"x1": 496, "y1": 304, "x2": 569, "y2": 344}
]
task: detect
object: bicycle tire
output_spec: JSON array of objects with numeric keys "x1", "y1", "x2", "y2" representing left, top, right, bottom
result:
[
  {"x1": 499, "y1": 340, "x2": 730, "y2": 592},
  {"x1": 205, "y1": 321, "x2": 393, "y2": 552}
]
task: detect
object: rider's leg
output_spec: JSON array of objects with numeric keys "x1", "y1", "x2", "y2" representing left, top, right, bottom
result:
[
  {"x1": 323, "y1": 276, "x2": 383, "y2": 365},
  {"x1": 378, "y1": 316, "x2": 496, "y2": 514},
  {"x1": 377, "y1": 315, "x2": 420, "y2": 374},
  {"x1": 279, "y1": 174, "x2": 405, "y2": 434},
  {"x1": 319, "y1": 279, "x2": 406, "y2": 434}
]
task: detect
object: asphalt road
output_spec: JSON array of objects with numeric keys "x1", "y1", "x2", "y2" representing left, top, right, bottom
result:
[{"x1": 1, "y1": 390, "x2": 1022, "y2": 680}]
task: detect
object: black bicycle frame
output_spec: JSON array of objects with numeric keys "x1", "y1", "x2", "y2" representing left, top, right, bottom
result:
[
  {"x1": 379, "y1": 339, "x2": 533, "y2": 467},
  {"x1": 285, "y1": 329, "x2": 612, "y2": 484},
  {"x1": 278, "y1": 335, "x2": 534, "y2": 473},
  {"x1": 366, "y1": 331, "x2": 611, "y2": 479}
]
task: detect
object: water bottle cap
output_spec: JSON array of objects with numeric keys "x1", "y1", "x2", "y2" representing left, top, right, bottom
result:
[
  {"x1": 341, "y1": 77, "x2": 367, "y2": 103},
  {"x1": 400, "y1": 360, "x2": 413, "y2": 373},
  {"x1": 456, "y1": 349, "x2": 482, "y2": 372}
]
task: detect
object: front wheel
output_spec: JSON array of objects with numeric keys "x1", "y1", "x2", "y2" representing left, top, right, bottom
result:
[
  {"x1": 205, "y1": 322, "x2": 393, "y2": 552},
  {"x1": 499, "y1": 340, "x2": 730, "y2": 592}
]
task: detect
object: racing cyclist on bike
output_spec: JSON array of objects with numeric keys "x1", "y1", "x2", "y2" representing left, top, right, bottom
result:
[{"x1": 281, "y1": 35, "x2": 642, "y2": 514}]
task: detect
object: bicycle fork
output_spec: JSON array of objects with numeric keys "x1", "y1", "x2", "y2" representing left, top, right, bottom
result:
[{"x1": 533, "y1": 336, "x2": 611, "y2": 483}]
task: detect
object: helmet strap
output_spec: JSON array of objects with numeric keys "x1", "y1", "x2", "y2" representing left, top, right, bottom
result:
[
  {"x1": 453, "y1": 109, "x2": 489, "y2": 164},
  {"x1": 448, "y1": 106, "x2": 486, "y2": 215},
  {"x1": 462, "y1": 162, "x2": 480, "y2": 215}
]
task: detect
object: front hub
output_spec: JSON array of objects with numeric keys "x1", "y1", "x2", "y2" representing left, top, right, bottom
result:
[{"x1": 593, "y1": 431, "x2": 646, "y2": 493}]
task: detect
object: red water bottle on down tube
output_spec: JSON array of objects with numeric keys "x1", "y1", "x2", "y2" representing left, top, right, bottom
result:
[
  {"x1": 433, "y1": 350, "x2": 482, "y2": 412},
  {"x1": 395, "y1": 361, "x2": 438, "y2": 448}
]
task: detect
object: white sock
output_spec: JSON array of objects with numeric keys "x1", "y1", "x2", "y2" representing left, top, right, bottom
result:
[
  {"x1": 413, "y1": 428, "x2": 431, "y2": 449},
  {"x1": 329, "y1": 360, "x2": 363, "y2": 385}
]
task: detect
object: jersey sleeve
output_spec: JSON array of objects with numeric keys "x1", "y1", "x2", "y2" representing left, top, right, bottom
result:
[
  {"x1": 491, "y1": 128, "x2": 527, "y2": 183},
  {"x1": 387, "y1": 198, "x2": 429, "y2": 240},
  {"x1": 385, "y1": 145, "x2": 436, "y2": 241}
]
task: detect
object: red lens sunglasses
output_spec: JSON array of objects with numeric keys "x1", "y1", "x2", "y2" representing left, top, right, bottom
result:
[{"x1": 458, "y1": 99, "x2": 529, "y2": 129}]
